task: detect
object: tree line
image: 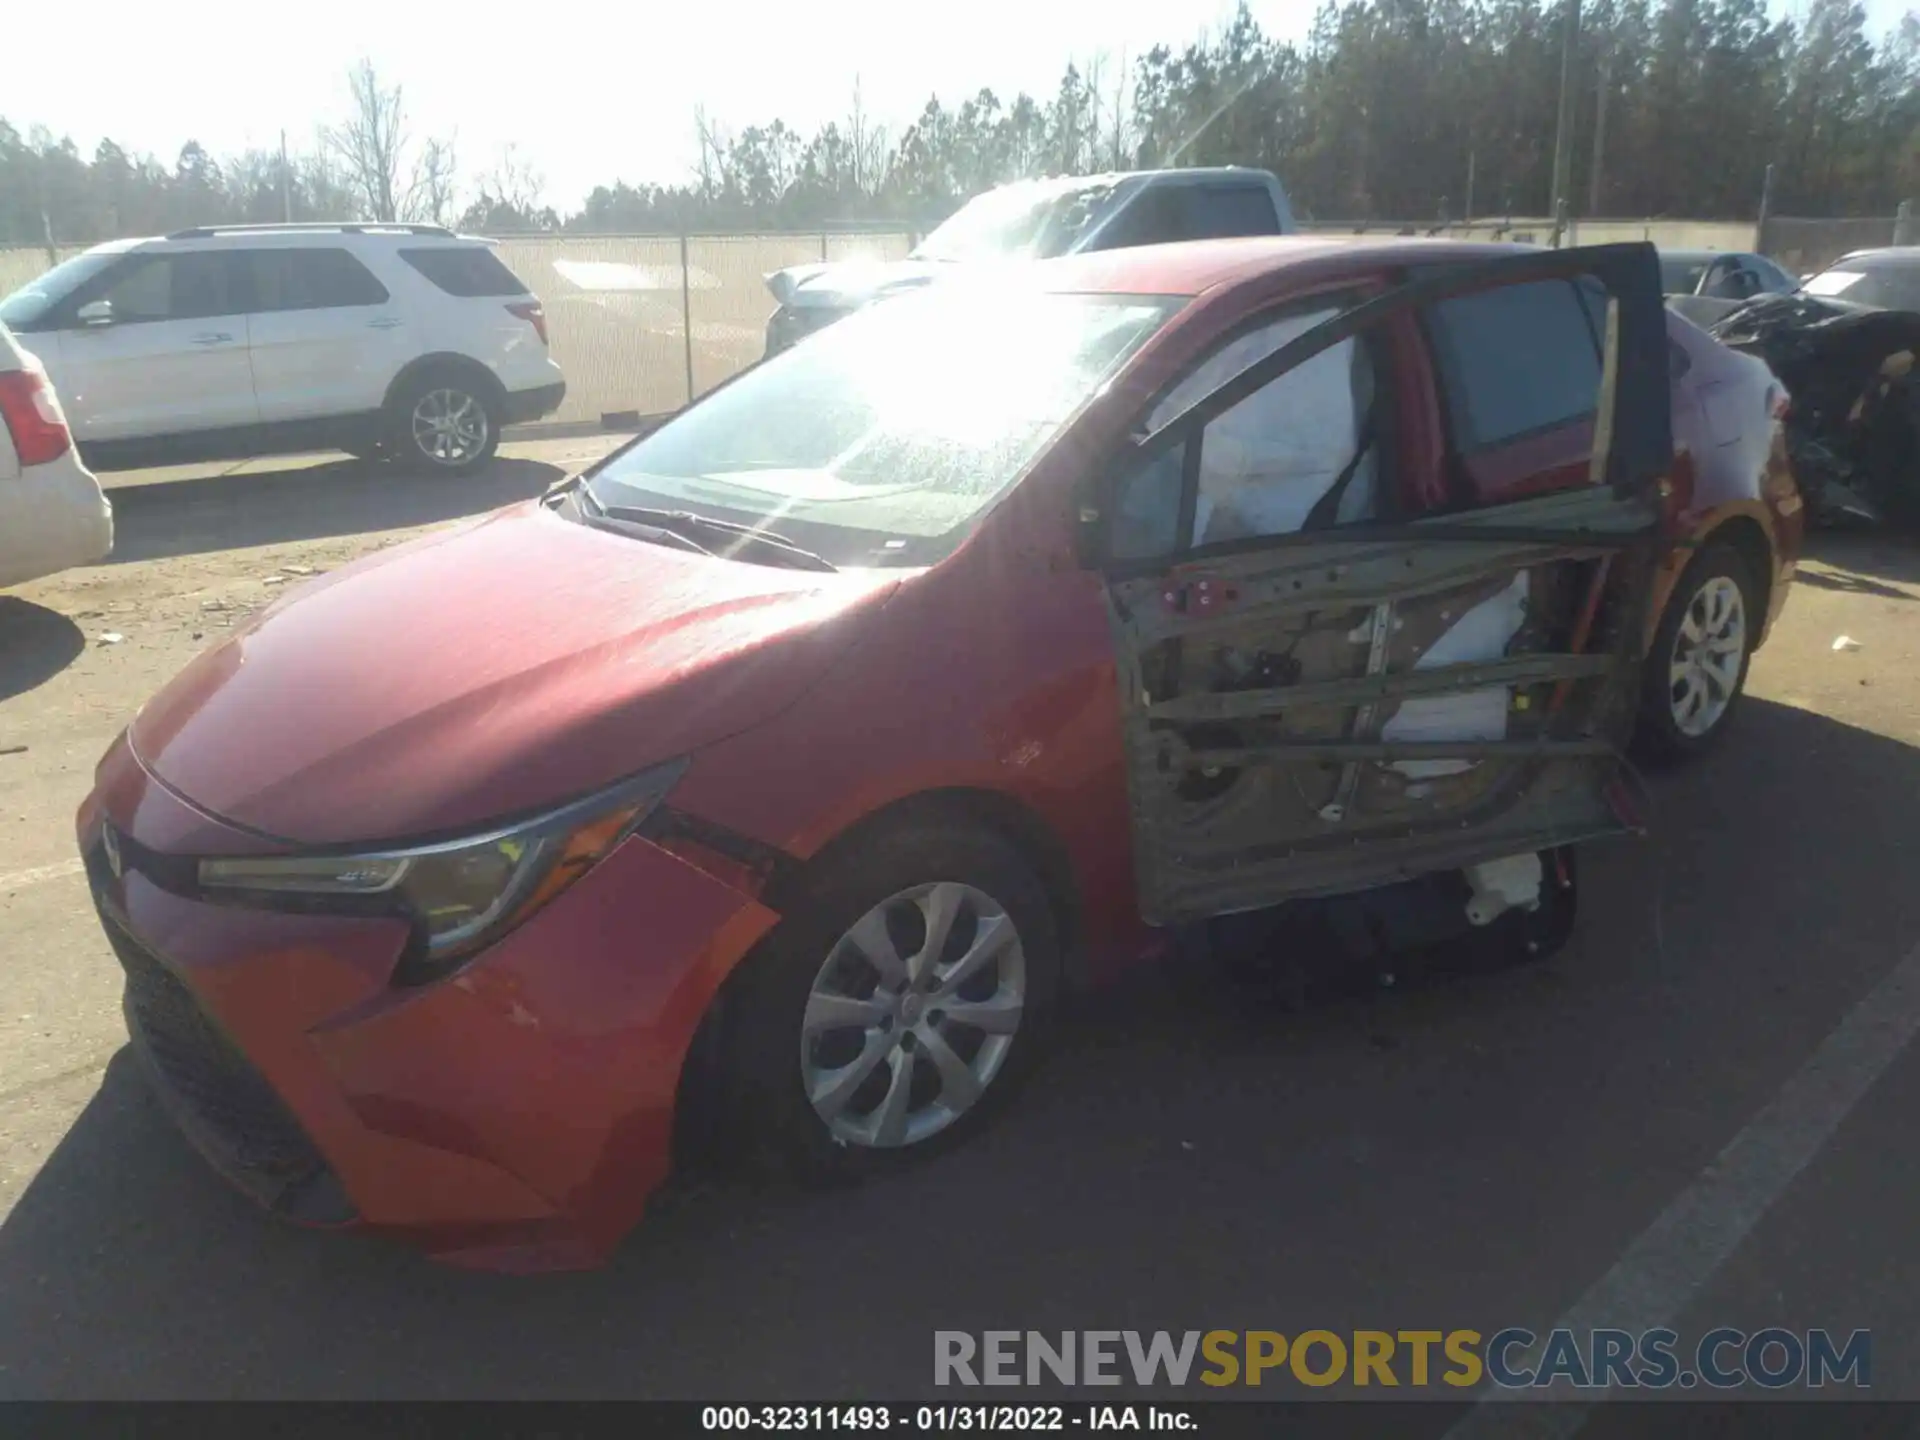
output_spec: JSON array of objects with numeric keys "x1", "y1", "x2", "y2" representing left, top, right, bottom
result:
[{"x1": 2, "y1": 0, "x2": 1914, "y2": 250}]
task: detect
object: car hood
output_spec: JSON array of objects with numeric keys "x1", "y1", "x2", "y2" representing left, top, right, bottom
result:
[
  {"x1": 129, "y1": 502, "x2": 903, "y2": 846},
  {"x1": 765, "y1": 258, "x2": 953, "y2": 312}
]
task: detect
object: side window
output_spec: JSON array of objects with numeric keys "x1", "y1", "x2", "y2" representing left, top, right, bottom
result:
[
  {"x1": 1424, "y1": 279, "x2": 1600, "y2": 453},
  {"x1": 249, "y1": 248, "x2": 390, "y2": 312},
  {"x1": 1093, "y1": 184, "x2": 1280, "y2": 253},
  {"x1": 91, "y1": 252, "x2": 239, "y2": 324},
  {"x1": 398, "y1": 246, "x2": 529, "y2": 297},
  {"x1": 1111, "y1": 302, "x2": 1380, "y2": 558},
  {"x1": 1186, "y1": 184, "x2": 1280, "y2": 239},
  {"x1": 1753, "y1": 257, "x2": 1796, "y2": 292},
  {"x1": 1092, "y1": 189, "x2": 1192, "y2": 250}
]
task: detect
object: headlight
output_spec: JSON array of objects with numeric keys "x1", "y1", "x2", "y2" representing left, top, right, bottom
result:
[{"x1": 197, "y1": 759, "x2": 686, "y2": 983}]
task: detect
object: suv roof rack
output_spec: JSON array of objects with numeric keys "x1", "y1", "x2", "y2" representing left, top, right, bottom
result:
[{"x1": 165, "y1": 222, "x2": 458, "y2": 240}]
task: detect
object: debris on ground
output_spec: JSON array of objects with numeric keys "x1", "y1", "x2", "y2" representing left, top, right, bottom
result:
[
  {"x1": 95, "y1": 632, "x2": 123, "y2": 645},
  {"x1": 0, "y1": 745, "x2": 26, "y2": 757},
  {"x1": 1833, "y1": 635, "x2": 1862, "y2": 652}
]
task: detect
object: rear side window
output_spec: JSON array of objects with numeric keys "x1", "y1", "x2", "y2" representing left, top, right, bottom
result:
[
  {"x1": 247, "y1": 248, "x2": 389, "y2": 311},
  {"x1": 399, "y1": 247, "x2": 528, "y2": 297},
  {"x1": 1424, "y1": 280, "x2": 1602, "y2": 451},
  {"x1": 1093, "y1": 183, "x2": 1280, "y2": 250},
  {"x1": 1186, "y1": 184, "x2": 1280, "y2": 238}
]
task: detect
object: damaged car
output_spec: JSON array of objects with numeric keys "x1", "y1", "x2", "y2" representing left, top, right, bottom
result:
[
  {"x1": 1702, "y1": 247, "x2": 1920, "y2": 530},
  {"x1": 78, "y1": 237, "x2": 1798, "y2": 1272}
]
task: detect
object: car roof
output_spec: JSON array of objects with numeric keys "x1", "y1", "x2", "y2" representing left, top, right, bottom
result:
[
  {"x1": 1830, "y1": 247, "x2": 1920, "y2": 269},
  {"x1": 91, "y1": 225, "x2": 491, "y2": 254},
  {"x1": 1028, "y1": 234, "x2": 1544, "y2": 298}
]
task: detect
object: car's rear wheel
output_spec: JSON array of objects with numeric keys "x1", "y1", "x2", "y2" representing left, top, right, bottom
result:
[
  {"x1": 1635, "y1": 541, "x2": 1757, "y2": 762},
  {"x1": 708, "y1": 822, "x2": 1062, "y2": 1182},
  {"x1": 388, "y1": 372, "x2": 500, "y2": 475}
]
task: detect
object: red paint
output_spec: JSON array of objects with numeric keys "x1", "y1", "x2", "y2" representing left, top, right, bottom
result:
[{"x1": 80, "y1": 237, "x2": 1800, "y2": 1270}]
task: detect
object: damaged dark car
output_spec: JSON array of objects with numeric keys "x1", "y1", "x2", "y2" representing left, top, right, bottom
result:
[{"x1": 1699, "y1": 247, "x2": 1920, "y2": 530}]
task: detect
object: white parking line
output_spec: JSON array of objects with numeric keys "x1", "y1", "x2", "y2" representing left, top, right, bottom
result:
[
  {"x1": 1447, "y1": 938, "x2": 1920, "y2": 1438},
  {"x1": 0, "y1": 857, "x2": 84, "y2": 891}
]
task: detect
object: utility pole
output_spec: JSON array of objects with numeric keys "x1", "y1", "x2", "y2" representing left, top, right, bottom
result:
[
  {"x1": 1757, "y1": 163, "x2": 1776, "y2": 254},
  {"x1": 1548, "y1": 0, "x2": 1581, "y2": 245},
  {"x1": 279, "y1": 129, "x2": 292, "y2": 222},
  {"x1": 1588, "y1": 49, "x2": 1610, "y2": 218},
  {"x1": 1465, "y1": 149, "x2": 1477, "y2": 226}
]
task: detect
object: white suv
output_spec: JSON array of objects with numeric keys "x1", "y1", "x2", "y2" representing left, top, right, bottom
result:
[{"x1": 0, "y1": 224, "x2": 566, "y2": 476}]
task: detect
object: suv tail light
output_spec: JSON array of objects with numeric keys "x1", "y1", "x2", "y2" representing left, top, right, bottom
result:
[
  {"x1": 0, "y1": 365, "x2": 73, "y2": 467},
  {"x1": 506, "y1": 301, "x2": 549, "y2": 347}
]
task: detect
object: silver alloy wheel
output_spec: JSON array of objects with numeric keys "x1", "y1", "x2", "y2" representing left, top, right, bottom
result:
[
  {"x1": 410, "y1": 387, "x2": 490, "y2": 466},
  {"x1": 1668, "y1": 574, "x2": 1747, "y2": 737},
  {"x1": 800, "y1": 881, "x2": 1027, "y2": 1149}
]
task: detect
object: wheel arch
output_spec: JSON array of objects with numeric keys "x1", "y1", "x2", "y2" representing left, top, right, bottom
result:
[
  {"x1": 667, "y1": 785, "x2": 1086, "y2": 1170},
  {"x1": 1648, "y1": 506, "x2": 1777, "y2": 654},
  {"x1": 1702, "y1": 512, "x2": 1775, "y2": 635},
  {"x1": 381, "y1": 352, "x2": 507, "y2": 415}
]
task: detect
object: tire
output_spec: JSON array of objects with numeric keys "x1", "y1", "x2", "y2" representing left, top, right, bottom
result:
[
  {"x1": 1634, "y1": 541, "x2": 1759, "y2": 764},
  {"x1": 706, "y1": 821, "x2": 1063, "y2": 1184},
  {"x1": 386, "y1": 370, "x2": 501, "y2": 476}
]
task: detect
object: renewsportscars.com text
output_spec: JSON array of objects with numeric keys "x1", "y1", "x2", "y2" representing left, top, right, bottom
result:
[{"x1": 933, "y1": 1328, "x2": 1870, "y2": 1390}]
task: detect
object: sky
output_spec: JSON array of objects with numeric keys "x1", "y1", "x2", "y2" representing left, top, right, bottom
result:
[{"x1": 7, "y1": 0, "x2": 1914, "y2": 214}]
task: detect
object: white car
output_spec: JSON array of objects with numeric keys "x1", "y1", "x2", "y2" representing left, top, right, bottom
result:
[
  {"x1": 0, "y1": 224, "x2": 567, "y2": 476},
  {"x1": 0, "y1": 322, "x2": 112, "y2": 588}
]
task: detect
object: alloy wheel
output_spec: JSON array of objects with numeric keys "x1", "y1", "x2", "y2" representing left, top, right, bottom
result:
[
  {"x1": 799, "y1": 882, "x2": 1027, "y2": 1149},
  {"x1": 410, "y1": 388, "x2": 490, "y2": 466},
  {"x1": 1667, "y1": 574, "x2": 1747, "y2": 738}
]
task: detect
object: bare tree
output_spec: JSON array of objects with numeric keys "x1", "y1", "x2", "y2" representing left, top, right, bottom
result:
[
  {"x1": 326, "y1": 59, "x2": 406, "y2": 220},
  {"x1": 693, "y1": 105, "x2": 730, "y2": 200},
  {"x1": 411, "y1": 135, "x2": 459, "y2": 226},
  {"x1": 487, "y1": 142, "x2": 543, "y2": 213},
  {"x1": 324, "y1": 58, "x2": 457, "y2": 222},
  {"x1": 847, "y1": 76, "x2": 889, "y2": 197}
]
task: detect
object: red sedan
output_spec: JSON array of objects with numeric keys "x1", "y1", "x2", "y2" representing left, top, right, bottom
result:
[{"x1": 78, "y1": 238, "x2": 1799, "y2": 1271}]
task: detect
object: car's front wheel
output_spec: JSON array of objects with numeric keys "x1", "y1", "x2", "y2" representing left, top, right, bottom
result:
[
  {"x1": 708, "y1": 821, "x2": 1062, "y2": 1182},
  {"x1": 388, "y1": 372, "x2": 501, "y2": 475},
  {"x1": 1636, "y1": 541, "x2": 1758, "y2": 762}
]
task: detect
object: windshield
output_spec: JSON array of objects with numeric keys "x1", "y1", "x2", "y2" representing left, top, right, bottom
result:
[
  {"x1": 0, "y1": 251, "x2": 123, "y2": 330},
  {"x1": 911, "y1": 181, "x2": 1120, "y2": 263},
  {"x1": 583, "y1": 285, "x2": 1178, "y2": 567},
  {"x1": 1801, "y1": 259, "x2": 1920, "y2": 312}
]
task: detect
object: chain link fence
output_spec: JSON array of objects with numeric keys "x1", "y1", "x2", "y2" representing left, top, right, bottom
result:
[
  {"x1": 0, "y1": 214, "x2": 1907, "y2": 434},
  {"x1": 1761, "y1": 217, "x2": 1900, "y2": 277}
]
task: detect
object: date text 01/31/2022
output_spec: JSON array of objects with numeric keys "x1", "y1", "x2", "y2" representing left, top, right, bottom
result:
[{"x1": 701, "y1": 1405, "x2": 1194, "y2": 1431}]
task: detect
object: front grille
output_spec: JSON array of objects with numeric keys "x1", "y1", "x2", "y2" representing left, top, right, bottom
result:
[{"x1": 97, "y1": 895, "x2": 350, "y2": 1221}]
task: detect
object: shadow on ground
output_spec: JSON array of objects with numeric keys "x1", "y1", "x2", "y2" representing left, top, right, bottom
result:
[
  {"x1": 1797, "y1": 531, "x2": 1920, "y2": 599},
  {"x1": 0, "y1": 598, "x2": 85, "y2": 703},
  {"x1": 103, "y1": 457, "x2": 565, "y2": 565},
  {"x1": 2, "y1": 700, "x2": 1917, "y2": 1400}
]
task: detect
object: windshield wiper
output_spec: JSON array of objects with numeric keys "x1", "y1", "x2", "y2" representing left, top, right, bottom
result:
[
  {"x1": 584, "y1": 495, "x2": 838, "y2": 572},
  {"x1": 577, "y1": 509, "x2": 716, "y2": 557}
]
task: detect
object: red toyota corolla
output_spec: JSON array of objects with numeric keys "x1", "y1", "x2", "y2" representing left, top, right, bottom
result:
[{"x1": 79, "y1": 238, "x2": 1799, "y2": 1271}]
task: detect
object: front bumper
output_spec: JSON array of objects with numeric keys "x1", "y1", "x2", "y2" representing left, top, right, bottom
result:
[{"x1": 78, "y1": 735, "x2": 778, "y2": 1271}]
